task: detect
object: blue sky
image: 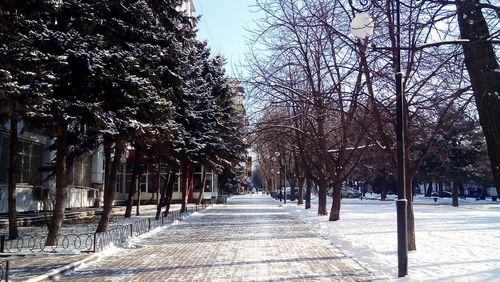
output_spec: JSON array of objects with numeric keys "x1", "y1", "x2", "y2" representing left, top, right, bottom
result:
[{"x1": 192, "y1": 0, "x2": 257, "y2": 77}]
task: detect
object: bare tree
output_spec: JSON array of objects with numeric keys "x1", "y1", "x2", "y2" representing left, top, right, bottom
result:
[
  {"x1": 248, "y1": 0, "x2": 483, "y2": 253},
  {"x1": 246, "y1": 0, "x2": 369, "y2": 218},
  {"x1": 353, "y1": 0, "x2": 475, "y2": 251},
  {"x1": 452, "y1": 0, "x2": 500, "y2": 195}
]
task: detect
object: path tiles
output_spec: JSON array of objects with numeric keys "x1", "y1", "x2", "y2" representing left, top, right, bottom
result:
[{"x1": 60, "y1": 195, "x2": 377, "y2": 281}]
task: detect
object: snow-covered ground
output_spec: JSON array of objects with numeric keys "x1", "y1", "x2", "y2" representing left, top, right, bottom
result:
[{"x1": 281, "y1": 194, "x2": 500, "y2": 281}]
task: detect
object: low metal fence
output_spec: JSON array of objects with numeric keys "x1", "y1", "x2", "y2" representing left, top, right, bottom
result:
[{"x1": 0, "y1": 204, "x2": 209, "y2": 255}]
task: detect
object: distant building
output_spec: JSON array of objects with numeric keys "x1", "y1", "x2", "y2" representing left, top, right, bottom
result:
[
  {"x1": 227, "y1": 79, "x2": 252, "y2": 193},
  {"x1": 176, "y1": 0, "x2": 196, "y2": 16},
  {"x1": 112, "y1": 152, "x2": 218, "y2": 205}
]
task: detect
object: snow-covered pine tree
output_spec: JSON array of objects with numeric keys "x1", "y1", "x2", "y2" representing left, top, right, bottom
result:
[
  {"x1": 1, "y1": 0, "x2": 195, "y2": 239},
  {"x1": 179, "y1": 40, "x2": 247, "y2": 206},
  {"x1": 0, "y1": 0, "x2": 67, "y2": 243}
]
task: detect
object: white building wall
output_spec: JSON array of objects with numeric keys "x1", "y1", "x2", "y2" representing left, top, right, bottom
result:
[
  {"x1": 0, "y1": 185, "x2": 48, "y2": 213},
  {"x1": 91, "y1": 146, "x2": 104, "y2": 184},
  {"x1": 0, "y1": 185, "x2": 97, "y2": 213},
  {"x1": 176, "y1": 0, "x2": 196, "y2": 16},
  {"x1": 66, "y1": 186, "x2": 95, "y2": 209}
]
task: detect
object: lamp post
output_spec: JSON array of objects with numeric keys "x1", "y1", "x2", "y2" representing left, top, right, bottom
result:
[
  {"x1": 282, "y1": 161, "x2": 286, "y2": 205},
  {"x1": 277, "y1": 170, "x2": 282, "y2": 202},
  {"x1": 276, "y1": 152, "x2": 286, "y2": 205},
  {"x1": 274, "y1": 152, "x2": 283, "y2": 203},
  {"x1": 350, "y1": 0, "x2": 408, "y2": 277},
  {"x1": 270, "y1": 168, "x2": 274, "y2": 196}
]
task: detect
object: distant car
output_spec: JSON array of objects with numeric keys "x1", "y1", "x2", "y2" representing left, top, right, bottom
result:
[
  {"x1": 284, "y1": 187, "x2": 299, "y2": 201},
  {"x1": 467, "y1": 188, "x2": 482, "y2": 199},
  {"x1": 341, "y1": 187, "x2": 361, "y2": 198},
  {"x1": 431, "y1": 191, "x2": 452, "y2": 198},
  {"x1": 328, "y1": 187, "x2": 361, "y2": 198},
  {"x1": 442, "y1": 191, "x2": 453, "y2": 197}
]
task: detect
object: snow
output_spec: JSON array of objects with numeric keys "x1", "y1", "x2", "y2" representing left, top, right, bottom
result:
[
  {"x1": 21, "y1": 198, "x2": 496, "y2": 280},
  {"x1": 281, "y1": 195, "x2": 500, "y2": 281},
  {"x1": 72, "y1": 244, "x2": 122, "y2": 273},
  {"x1": 125, "y1": 225, "x2": 169, "y2": 249}
]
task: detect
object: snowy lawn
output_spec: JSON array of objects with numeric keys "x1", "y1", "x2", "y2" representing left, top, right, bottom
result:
[{"x1": 282, "y1": 195, "x2": 500, "y2": 281}]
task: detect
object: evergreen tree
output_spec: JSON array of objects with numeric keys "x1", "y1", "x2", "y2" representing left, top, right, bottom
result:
[
  {"x1": 183, "y1": 42, "x2": 246, "y2": 204},
  {"x1": 0, "y1": 0, "x2": 60, "y2": 241}
]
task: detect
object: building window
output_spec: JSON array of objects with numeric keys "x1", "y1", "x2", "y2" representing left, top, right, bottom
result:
[
  {"x1": 205, "y1": 174, "x2": 213, "y2": 192},
  {"x1": 194, "y1": 173, "x2": 202, "y2": 192},
  {"x1": 193, "y1": 169, "x2": 213, "y2": 193},
  {"x1": 140, "y1": 174, "x2": 147, "y2": 193},
  {"x1": 116, "y1": 165, "x2": 125, "y2": 193},
  {"x1": 69, "y1": 154, "x2": 92, "y2": 187},
  {"x1": 0, "y1": 134, "x2": 43, "y2": 185},
  {"x1": 125, "y1": 165, "x2": 133, "y2": 193}
]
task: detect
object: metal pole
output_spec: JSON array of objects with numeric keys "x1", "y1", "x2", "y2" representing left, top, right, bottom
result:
[
  {"x1": 283, "y1": 163, "x2": 286, "y2": 204},
  {"x1": 278, "y1": 171, "x2": 283, "y2": 202},
  {"x1": 6, "y1": 260, "x2": 9, "y2": 282},
  {"x1": 394, "y1": 0, "x2": 408, "y2": 277}
]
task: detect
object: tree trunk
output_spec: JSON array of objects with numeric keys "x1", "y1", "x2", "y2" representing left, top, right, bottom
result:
[
  {"x1": 96, "y1": 139, "x2": 124, "y2": 233},
  {"x1": 155, "y1": 173, "x2": 169, "y2": 220},
  {"x1": 8, "y1": 116, "x2": 18, "y2": 240},
  {"x1": 125, "y1": 146, "x2": 141, "y2": 218},
  {"x1": 297, "y1": 177, "x2": 305, "y2": 205},
  {"x1": 136, "y1": 168, "x2": 142, "y2": 216},
  {"x1": 180, "y1": 160, "x2": 188, "y2": 213},
  {"x1": 187, "y1": 165, "x2": 194, "y2": 203},
  {"x1": 317, "y1": 178, "x2": 328, "y2": 215},
  {"x1": 155, "y1": 161, "x2": 161, "y2": 202},
  {"x1": 163, "y1": 165, "x2": 178, "y2": 216},
  {"x1": 456, "y1": 0, "x2": 500, "y2": 196},
  {"x1": 196, "y1": 165, "x2": 206, "y2": 205},
  {"x1": 425, "y1": 181, "x2": 433, "y2": 197},
  {"x1": 452, "y1": 179, "x2": 459, "y2": 207},
  {"x1": 328, "y1": 179, "x2": 342, "y2": 221},
  {"x1": 46, "y1": 122, "x2": 68, "y2": 246},
  {"x1": 266, "y1": 178, "x2": 272, "y2": 194},
  {"x1": 305, "y1": 177, "x2": 312, "y2": 209}
]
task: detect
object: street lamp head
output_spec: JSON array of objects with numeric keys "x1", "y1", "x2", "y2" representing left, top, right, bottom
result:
[{"x1": 351, "y1": 12, "x2": 374, "y2": 40}]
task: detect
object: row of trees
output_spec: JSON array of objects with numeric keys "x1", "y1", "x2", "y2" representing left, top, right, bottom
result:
[
  {"x1": 0, "y1": 0, "x2": 246, "y2": 244},
  {"x1": 246, "y1": 0, "x2": 498, "y2": 252}
]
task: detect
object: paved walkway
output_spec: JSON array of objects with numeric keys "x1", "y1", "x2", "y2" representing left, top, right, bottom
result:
[
  {"x1": 60, "y1": 195, "x2": 375, "y2": 281},
  {"x1": 3, "y1": 204, "x2": 191, "y2": 281}
]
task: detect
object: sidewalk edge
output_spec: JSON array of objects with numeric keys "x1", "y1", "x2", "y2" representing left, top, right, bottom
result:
[{"x1": 24, "y1": 253, "x2": 99, "y2": 282}]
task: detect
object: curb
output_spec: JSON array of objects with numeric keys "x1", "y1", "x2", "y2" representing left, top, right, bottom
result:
[{"x1": 25, "y1": 254, "x2": 99, "y2": 282}]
